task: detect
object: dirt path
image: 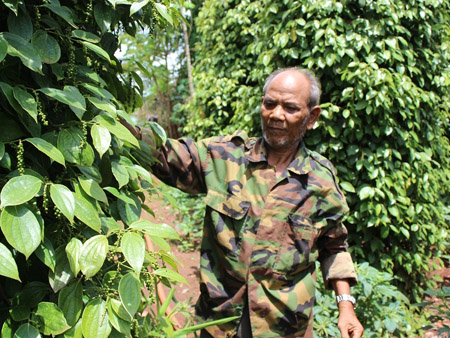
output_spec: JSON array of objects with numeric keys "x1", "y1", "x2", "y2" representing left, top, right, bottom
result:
[{"x1": 141, "y1": 193, "x2": 201, "y2": 328}]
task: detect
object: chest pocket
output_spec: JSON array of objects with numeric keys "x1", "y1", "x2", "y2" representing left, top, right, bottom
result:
[
  {"x1": 205, "y1": 189, "x2": 250, "y2": 255},
  {"x1": 273, "y1": 214, "x2": 320, "y2": 275}
]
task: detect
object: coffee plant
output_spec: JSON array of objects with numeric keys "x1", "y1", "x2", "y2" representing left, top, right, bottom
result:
[{"x1": 0, "y1": 0, "x2": 191, "y2": 337}]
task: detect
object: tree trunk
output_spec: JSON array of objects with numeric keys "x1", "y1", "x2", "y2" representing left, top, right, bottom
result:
[{"x1": 182, "y1": 8, "x2": 194, "y2": 98}]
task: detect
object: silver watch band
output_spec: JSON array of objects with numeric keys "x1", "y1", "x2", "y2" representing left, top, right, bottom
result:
[{"x1": 336, "y1": 294, "x2": 356, "y2": 307}]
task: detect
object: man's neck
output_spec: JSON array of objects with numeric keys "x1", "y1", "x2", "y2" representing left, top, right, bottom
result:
[{"x1": 266, "y1": 142, "x2": 300, "y2": 176}]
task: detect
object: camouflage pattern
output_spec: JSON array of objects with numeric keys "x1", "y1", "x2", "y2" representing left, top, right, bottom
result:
[{"x1": 149, "y1": 130, "x2": 357, "y2": 338}]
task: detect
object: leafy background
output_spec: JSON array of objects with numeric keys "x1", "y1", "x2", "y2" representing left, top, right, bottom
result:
[{"x1": 181, "y1": 0, "x2": 450, "y2": 301}]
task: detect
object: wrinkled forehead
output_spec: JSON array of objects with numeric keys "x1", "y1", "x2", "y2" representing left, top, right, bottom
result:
[{"x1": 264, "y1": 71, "x2": 311, "y2": 102}]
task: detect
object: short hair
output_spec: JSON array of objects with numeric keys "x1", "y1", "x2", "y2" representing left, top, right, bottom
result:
[{"x1": 262, "y1": 67, "x2": 321, "y2": 109}]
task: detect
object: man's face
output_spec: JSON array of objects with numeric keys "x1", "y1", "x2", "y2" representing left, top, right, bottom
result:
[{"x1": 261, "y1": 71, "x2": 321, "y2": 151}]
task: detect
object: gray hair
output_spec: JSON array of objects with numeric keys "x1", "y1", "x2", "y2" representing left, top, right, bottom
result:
[{"x1": 262, "y1": 67, "x2": 321, "y2": 109}]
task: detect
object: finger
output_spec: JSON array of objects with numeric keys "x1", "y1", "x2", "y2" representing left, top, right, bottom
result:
[{"x1": 340, "y1": 329, "x2": 350, "y2": 338}]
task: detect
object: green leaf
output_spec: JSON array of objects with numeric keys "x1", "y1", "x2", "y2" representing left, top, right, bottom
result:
[
  {"x1": 94, "y1": 2, "x2": 113, "y2": 33},
  {"x1": 111, "y1": 160, "x2": 129, "y2": 188},
  {"x1": 35, "y1": 302, "x2": 70, "y2": 335},
  {"x1": 43, "y1": 0, "x2": 78, "y2": 28},
  {"x1": 82, "y1": 83, "x2": 114, "y2": 100},
  {"x1": 129, "y1": 164, "x2": 152, "y2": 183},
  {"x1": 121, "y1": 232, "x2": 145, "y2": 274},
  {"x1": 88, "y1": 96, "x2": 117, "y2": 115},
  {"x1": 80, "y1": 41, "x2": 110, "y2": 62},
  {"x1": 358, "y1": 186, "x2": 375, "y2": 200},
  {"x1": 0, "y1": 242, "x2": 20, "y2": 281},
  {"x1": 117, "y1": 194, "x2": 140, "y2": 225},
  {"x1": 26, "y1": 137, "x2": 66, "y2": 166},
  {"x1": 12, "y1": 87, "x2": 38, "y2": 123},
  {"x1": 50, "y1": 184, "x2": 75, "y2": 223},
  {"x1": 58, "y1": 279, "x2": 83, "y2": 326},
  {"x1": 78, "y1": 177, "x2": 108, "y2": 204},
  {"x1": 0, "y1": 205, "x2": 41, "y2": 259},
  {"x1": 2, "y1": 32, "x2": 42, "y2": 73},
  {"x1": 130, "y1": 0, "x2": 149, "y2": 16},
  {"x1": 40, "y1": 86, "x2": 86, "y2": 113},
  {"x1": 65, "y1": 237, "x2": 82, "y2": 276},
  {"x1": 81, "y1": 298, "x2": 111, "y2": 338},
  {"x1": 78, "y1": 165, "x2": 102, "y2": 183},
  {"x1": 119, "y1": 272, "x2": 141, "y2": 318},
  {"x1": 173, "y1": 316, "x2": 240, "y2": 337},
  {"x1": 104, "y1": 187, "x2": 136, "y2": 205},
  {"x1": 35, "y1": 237, "x2": 56, "y2": 272},
  {"x1": 49, "y1": 246, "x2": 74, "y2": 293},
  {"x1": 71, "y1": 30, "x2": 101, "y2": 43},
  {"x1": 94, "y1": 114, "x2": 139, "y2": 148},
  {"x1": 7, "y1": 9, "x2": 33, "y2": 41},
  {"x1": 31, "y1": 30, "x2": 61, "y2": 64},
  {"x1": 57, "y1": 127, "x2": 94, "y2": 166},
  {"x1": 154, "y1": 3, "x2": 173, "y2": 26},
  {"x1": 149, "y1": 121, "x2": 167, "y2": 145},
  {"x1": 13, "y1": 323, "x2": 41, "y2": 338},
  {"x1": 73, "y1": 191, "x2": 101, "y2": 232},
  {"x1": 79, "y1": 235, "x2": 108, "y2": 278},
  {"x1": 340, "y1": 181, "x2": 356, "y2": 193},
  {"x1": 0, "y1": 36, "x2": 7, "y2": 62},
  {"x1": 153, "y1": 268, "x2": 187, "y2": 284},
  {"x1": 61, "y1": 320, "x2": 82, "y2": 338},
  {"x1": 2, "y1": 0, "x2": 19, "y2": 15},
  {"x1": 107, "y1": 300, "x2": 131, "y2": 335},
  {"x1": 100, "y1": 217, "x2": 122, "y2": 233},
  {"x1": 130, "y1": 220, "x2": 180, "y2": 240},
  {"x1": 0, "y1": 175, "x2": 42, "y2": 207},
  {"x1": 91, "y1": 124, "x2": 111, "y2": 158},
  {"x1": 0, "y1": 142, "x2": 4, "y2": 160}
]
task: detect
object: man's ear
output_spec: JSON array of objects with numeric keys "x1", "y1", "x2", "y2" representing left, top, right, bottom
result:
[
  {"x1": 261, "y1": 95, "x2": 265, "y2": 103},
  {"x1": 306, "y1": 106, "x2": 321, "y2": 130}
]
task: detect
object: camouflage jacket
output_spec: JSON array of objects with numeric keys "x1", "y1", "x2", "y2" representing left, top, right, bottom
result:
[{"x1": 149, "y1": 130, "x2": 357, "y2": 338}]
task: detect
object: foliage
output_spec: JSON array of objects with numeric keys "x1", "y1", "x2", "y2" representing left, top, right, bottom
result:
[
  {"x1": 120, "y1": 23, "x2": 188, "y2": 138},
  {"x1": 314, "y1": 262, "x2": 422, "y2": 337},
  {"x1": 159, "y1": 183, "x2": 205, "y2": 252},
  {"x1": 184, "y1": 0, "x2": 450, "y2": 299},
  {"x1": 0, "y1": 0, "x2": 192, "y2": 337},
  {"x1": 417, "y1": 286, "x2": 450, "y2": 336}
]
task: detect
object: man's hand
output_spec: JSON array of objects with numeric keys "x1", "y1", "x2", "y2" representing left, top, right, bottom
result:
[
  {"x1": 330, "y1": 279, "x2": 364, "y2": 338},
  {"x1": 337, "y1": 303, "x2": 364, "y2": 338}
]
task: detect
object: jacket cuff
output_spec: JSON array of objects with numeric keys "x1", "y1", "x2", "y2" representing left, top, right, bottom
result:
[{"x1": 321, "y1": 252, "x2": 357, "y2": 289}]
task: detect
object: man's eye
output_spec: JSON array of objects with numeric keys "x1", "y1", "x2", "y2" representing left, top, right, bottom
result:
[
  {"x1": 264, "y1": 102, "x2": 277, "y2": 109},
  {"x1": 285, "y1": 106, "x2": 298, "y2": 112}
]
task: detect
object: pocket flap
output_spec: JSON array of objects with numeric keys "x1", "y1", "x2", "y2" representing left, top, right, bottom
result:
[{"x1": 206, "y1": 189, "x2": 250, "y2": 220}]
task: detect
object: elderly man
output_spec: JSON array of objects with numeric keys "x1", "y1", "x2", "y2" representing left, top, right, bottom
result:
[{"x1": 129, "y1": 68, "x2": 363, "y2": 337}]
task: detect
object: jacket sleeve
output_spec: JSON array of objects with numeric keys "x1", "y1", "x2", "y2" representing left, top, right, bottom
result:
[
  {"x1": 142, "y1": 128, "x2": 208, "y2": 195},
  {"x1": 314, "y1": 164, "x2": 357, "y2": 289}
]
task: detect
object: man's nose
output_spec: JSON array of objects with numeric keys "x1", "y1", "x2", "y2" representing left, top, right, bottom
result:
[{"x1": 270, "y1": 105, "x2": 285, "y2": 120}]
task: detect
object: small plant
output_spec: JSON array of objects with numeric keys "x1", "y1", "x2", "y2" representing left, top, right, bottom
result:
[
  {"x1": 314, "y1": 262, "x2": 423, "y2": 337},
  {"x1": 416, "y1": 286, "x2": 450, "y2": 336},
  {"x1": 159, "y1": 183, "x2": 205, "y2": 252}
]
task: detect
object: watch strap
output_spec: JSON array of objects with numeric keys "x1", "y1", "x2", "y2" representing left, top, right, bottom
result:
[{"x1": 336, "y1": 294, "x2": 356, "y2": 307}]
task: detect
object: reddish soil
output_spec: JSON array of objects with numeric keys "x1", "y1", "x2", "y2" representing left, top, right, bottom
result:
[{"x1": 141, "y1": 194, "x2": 200, "y2": 329}]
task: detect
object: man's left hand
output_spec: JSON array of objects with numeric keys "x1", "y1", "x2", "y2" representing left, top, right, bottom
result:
[{"x1": 337, "y1": 304, "x2": 364, "y2": 338}]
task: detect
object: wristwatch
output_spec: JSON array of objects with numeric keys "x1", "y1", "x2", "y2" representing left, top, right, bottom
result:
[{"x1": 336, "y1": 294, "x2": 356, "y2": 307}]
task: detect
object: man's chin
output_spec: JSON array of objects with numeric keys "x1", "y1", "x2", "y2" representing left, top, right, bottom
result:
[{"x1": 263, "y1": 136, "x2": 290, "y2": 149}]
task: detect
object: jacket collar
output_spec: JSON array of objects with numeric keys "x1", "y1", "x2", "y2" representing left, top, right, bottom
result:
[{"x1": 246, "y1": 137, "x2": 312, "y2": 175}]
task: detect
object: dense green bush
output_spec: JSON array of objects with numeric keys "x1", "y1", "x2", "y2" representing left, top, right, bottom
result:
[
  {"x1": 0, "y1": 0, "x2": 191, "y2": 337},
  {"x1": 314, "y1": 262, "x2": 423, "y2": 337},
  {"x1": 183, "y1": 0, "x2": 450, "y2": 299}
]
